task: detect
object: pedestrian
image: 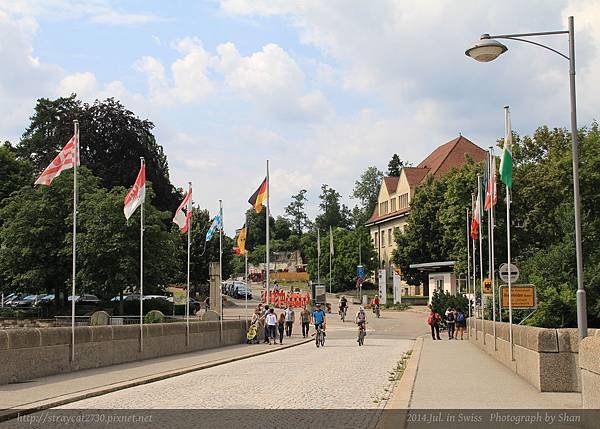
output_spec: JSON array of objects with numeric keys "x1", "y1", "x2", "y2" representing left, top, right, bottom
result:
[
  {"x1": 265, "y1": 308, "x2": 278, "y2": 345},
  {"x1": 284, "y1": 305, "x2": 295, "y2": 337},
  {"x1": 277, "y1": 312, "x2": 286, "y2": 344},
  {"x1": 427, "y1": 306, "x2": 442, "y2": 340},
  {"x1": 445, "y1": 307, "x2": 456, "y2": 340},
  {"x1": 300, "y1": 306, "x2": 310, "y2": 338},
  {"x1": 203, "y1": 296, "x2": 210, "y2": 313},
  {"x1": 455, "y1": 308, "x2": 466, "y2": 340},
  {"x1": 262, "y1": 305, "x2": 271, "y2": 343}
]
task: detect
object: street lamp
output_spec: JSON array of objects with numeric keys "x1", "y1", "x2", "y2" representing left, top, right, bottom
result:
[{"x1": 465, "y1": 16, "x2": 587, "y2": 339}]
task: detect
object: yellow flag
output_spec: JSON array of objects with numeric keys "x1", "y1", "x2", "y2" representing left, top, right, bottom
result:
[{"x1": 236, "y1": 224, "x2": 247, "y2": 254}]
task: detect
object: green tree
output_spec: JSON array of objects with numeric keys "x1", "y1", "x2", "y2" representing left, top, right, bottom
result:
[
  {"x1": 0, "y1": 168, "x2": 100, "y2": 305},
  {"x1": 17, "y1": 95, "x2": 180, "y2": 212},
  {"x1": 387, "y1": 154, "x2": 404, "y2": 177},
  {"x1": 284, "y1": 189, "x2": 311, "y2": 235},
  {"x1": 315, "y1": 184, "x2": 351, "y2": 230},
  {"x1": 352, "y1": 166, "x2": 383, "y2": 226},
  {"x1": 77, "y1": 184, "x2": 177, "y2": 300},
  {"x1": 0, "y1": 142, "x2": 33, "y2": 209}
]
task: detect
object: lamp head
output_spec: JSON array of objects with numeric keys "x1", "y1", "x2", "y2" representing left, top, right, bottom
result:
[{"x1": 465, "y1": 36, "x2": 508, "y2": 62}]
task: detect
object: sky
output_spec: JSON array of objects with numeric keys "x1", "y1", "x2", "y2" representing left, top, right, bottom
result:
[{"x1": 2, "y1": 0, "x2": 600, "y2": 235}]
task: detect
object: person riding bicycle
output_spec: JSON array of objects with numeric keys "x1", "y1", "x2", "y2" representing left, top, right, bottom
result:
[
  {"x1": 338, "y1": 295, "x2": 348, "y2": 316},
  {"x1": 311, "y1": 303, "x2": 327, "y2": 336},
  {"x1": 355, "y1": 306, "x2": 367, "y2": 342}
]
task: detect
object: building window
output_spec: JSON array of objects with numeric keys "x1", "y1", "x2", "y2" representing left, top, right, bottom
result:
[
  {"x1": 390, "y1": 198, "x2": 396, "y2": 212},
  {"x1": 380, "y1": 201, "x2": 388, "y2": 216},
  {"x1": 388, "y1": 229, "x2": 392, "y2": 246},
  {"x1": 399, "y1": 193, "x2": 409, "y2": 209},
  {"x1": 381, "y1": 232, "x2": 385, "y2": 247},
  {"x1": 435, "y1": 279, "x2": 444, "y2": 292},
  {"x1": 374, "y1": 232, "x2": 378, "y2": 246}
]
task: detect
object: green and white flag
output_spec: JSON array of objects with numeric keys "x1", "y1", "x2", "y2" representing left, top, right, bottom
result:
[{"x1": 500, "y1": 107, "x2": 513, "y2": 188}]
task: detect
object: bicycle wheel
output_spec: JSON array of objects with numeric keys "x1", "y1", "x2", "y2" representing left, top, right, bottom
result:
[
  {"x1": 320, "y1": 332, "x2": 325, "y2": 347},
  {"x1": 315, "y1": 332, "x2": 321, "y2": 348},
  {"x1": 358, "y1": 330, "x2": 365, "y2": 346}
]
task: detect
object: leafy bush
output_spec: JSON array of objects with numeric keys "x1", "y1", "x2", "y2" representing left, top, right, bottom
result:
[
  {"x1": 0, "y1": 308, "x2": 16, "y2": 318},
  {"x1": 430, "y1": 290, "x2": 469, "y2": 320},
  {"x1": 145, "y1": 310, "x2": 165, "y2": 324}
]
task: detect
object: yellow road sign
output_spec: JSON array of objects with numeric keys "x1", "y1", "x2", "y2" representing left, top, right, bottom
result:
[{"x1": 500, "y1": 284, "x2": 536, "y2": 309}]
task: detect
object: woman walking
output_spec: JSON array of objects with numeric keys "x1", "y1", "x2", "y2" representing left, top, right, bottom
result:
[
  {"x1": 455, "y1": 308, "x2": 466, "y2": 340},
  {"x1": 265, "y1": 308, "x2": 278, "y2": 345},
  {"x1": 277, "y1": 312, "x2": 286, "y2": 344}
]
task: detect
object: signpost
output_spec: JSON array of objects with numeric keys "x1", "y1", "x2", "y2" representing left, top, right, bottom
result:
[
  {"x1": 500, "y1": 284, "x2": 536, "y2": 309},
  {"x1": 393, "y1": 272, "x2": 401, "y2": 304},
  {"x1": 378, "y1": 269, "x2": 387, "y2": 305},
  {"x1": 483, "y1": 278, "x2": 492, "y2": 294},
  {"x1": 499, "y1": 263, "x2": 519, "y2": 283}
]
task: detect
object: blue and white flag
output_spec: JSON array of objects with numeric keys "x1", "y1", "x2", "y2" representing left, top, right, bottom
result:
[{"x1": 206, "y1": 214, "x2": 222, "y2": 241}]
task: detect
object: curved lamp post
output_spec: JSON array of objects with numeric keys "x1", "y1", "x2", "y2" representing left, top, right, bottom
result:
[{"x1": 465, "y1": 16, "x2": 587, "y2": 339}]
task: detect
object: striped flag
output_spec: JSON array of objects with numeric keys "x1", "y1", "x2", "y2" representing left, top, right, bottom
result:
[
  {"x1": 236, "y1": 224, "x2": 247, "y2": 254},
  {"x1": 248, "y1": 178, "x2": 268, "y2": 214},
  {"x1": 124, "y1": 164, "x2": 145, "y2": 220},
  {"x1": 471, "y1": 180, "x2": 481, "y2": 240},
  {"x1": 173, "y1": 188, "x2": 192, "y2": 234},
  {"x1": 34, "y1": 135, "x2": 79, "y2": 186},
  {"x1": 500, "y1": 108, "x2": 513, "y2": 188},
  {"x1": 206, "y1": 214, "x2": 222, "y2": 241},
  {"x1": 485, "y1": 154, "x2": 498, "y2": 210}
]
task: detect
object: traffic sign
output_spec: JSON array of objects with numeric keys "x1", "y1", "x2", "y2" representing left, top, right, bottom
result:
[
  {"x1": 499, "y1": 263, "x2": 519, "y2": 283},
  {"x1": 357, "y1": 265, "x2": 365, "y2": 281},
  {"x1": 500, "y1": 284, "x2": 536, "y2": 309},
  {"x1": 483, "y1": 278, "x2": 492, "y2": 294}
]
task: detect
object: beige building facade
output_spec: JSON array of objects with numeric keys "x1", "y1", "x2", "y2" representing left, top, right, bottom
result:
[{"x1": 366, "y1": 135, "x2": 486, "y2": 296}]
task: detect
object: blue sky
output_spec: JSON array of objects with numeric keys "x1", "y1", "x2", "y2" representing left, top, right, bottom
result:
[{"x1": 2, "y1": 0, "x2": 600, "y2": 234}]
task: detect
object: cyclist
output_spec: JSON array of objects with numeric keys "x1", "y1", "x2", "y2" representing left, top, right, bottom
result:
[
  {"x1": 338, "y1": 295, "x2": 348, "y2": 318},
  {"x1": 311, "y1": 303, "x2": 327, "y2": 337},
  {"x1": 355, "y1": 306, "x2": 367, "y2": 343},
  {"x1": 372, "y1": 294, "x2": 380, "y2": 317}
]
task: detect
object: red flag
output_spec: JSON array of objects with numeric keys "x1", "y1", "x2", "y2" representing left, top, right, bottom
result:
[
  {"x1": 124, "y1": 164, "x2": 146, "y2": 220},
  {"x1": 34, "y1": 135, "x2": 79, "y2": 186},
  {"x1": 471, "y1": 184, "x2": 481, "y2": 240},
  {"x1": 173, "y1": 187, "x2": 192, "y2": 233},
  {"x1": 485, "y1": 155, "x2": 497, "y2": 210}
]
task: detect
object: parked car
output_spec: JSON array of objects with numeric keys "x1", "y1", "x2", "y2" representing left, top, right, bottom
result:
[
  {"x1": 5, "y1": 293, "x2": 24, "y2": 307},
  {"x1": 232, "y1": 282, "x2": 252, "y2": 299},
  {"x1": 68, "y1": 294, "x2": 101, "y2": 315},
  {"x1": 13, "y1": 294, "x2": 41, "y2": 308},
  {"x1": 33, "y1": 294, "x2": 56, "y2": 306},
  {"x1": 2, "y1": 293, "x2": 18, "y2": 306},
  {"x1": 110, "y1": 294, "x2": 141, "y2": 302}
]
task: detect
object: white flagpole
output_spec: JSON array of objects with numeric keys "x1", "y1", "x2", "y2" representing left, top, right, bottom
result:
[
  {"x1": 329, "y1": 225, "x2": 332, "y2": 294},
  {"x1": 478, "y1": 175, "x2": 485, "y2": 345},
  {"x1": 186, "y1": 182, "x2": 191, "y2": 347},
  {"x1": 139, "y1": 157, "x2": 145, "y2": 353},
  {"x1": 219, "y1": 199, "x2": 223, "y2": 342},
  {"x1": 505, "y1": 106, "x2": 514, "y2": 361},
  {"x1": 317, "y1": 229, "x2": 321, "y2": 286},
  {"x1": 466, "y1": 208, "x2": 471, "y2": 337},
  {"x1": 266, "y1": 160, "x2": 270, "y2": 305},
  {"x1": 471, "y1": 193, "x2": 477, "y2": 340},
  {"x1": 245, "y1": 213, "x2": 249, "y2": 319},
  {"x1": 489, "y1": 149, "x2": 497, "y2": 351},
  {"x1": 71, "y1": 120, "x2": 79, "y2": 362}
]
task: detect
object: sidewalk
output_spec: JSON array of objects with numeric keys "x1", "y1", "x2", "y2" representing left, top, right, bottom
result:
[
  {"x1": 0, "y1": 336, "x2": 309, "y2": 421},
  {"x1": 408, "y1": 336, "x2": 582, "y2": 409}
]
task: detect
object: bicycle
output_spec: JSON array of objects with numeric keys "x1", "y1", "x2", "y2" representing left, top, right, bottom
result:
[
  {"x1": 339, "y1": 306, "x2": 347, "y2": 322},
  {"x1": 373, "y1": 305, "x2": 381, "y2": 318},
  {"x1": 315, "y1": 324, "x2": 325, "y2": 348},
  {"x1": 357, "y1": 322, "x2": 366, "y2": 346}
]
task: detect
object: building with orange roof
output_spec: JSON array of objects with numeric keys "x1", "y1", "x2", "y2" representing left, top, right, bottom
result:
[{"x1": 365, "y1": 135, "x2": 486, "y2": 296}]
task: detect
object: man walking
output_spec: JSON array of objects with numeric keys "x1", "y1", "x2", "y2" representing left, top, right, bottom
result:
[
  {"x1": 300, "y1": 306, "x2": 310, "y2": 338},
  {"x1": 428, "y1": 306, "x2": 441, "y2": 340},
  {"x1": 284, "y1": 305, "x2": 295, "y2": 337}
]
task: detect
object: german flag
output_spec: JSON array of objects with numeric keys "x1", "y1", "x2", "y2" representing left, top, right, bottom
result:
[{"x1": 248, "y1": 177, "x2": 268, "y2": 214}]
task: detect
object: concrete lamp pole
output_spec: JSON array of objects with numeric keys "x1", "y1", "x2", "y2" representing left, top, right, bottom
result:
[{"x1": 465, "y1": 16, "x2": 587, "y2": 339}]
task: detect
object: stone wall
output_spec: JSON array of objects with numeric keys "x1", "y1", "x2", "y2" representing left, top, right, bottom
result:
[
  {"x1": 580, "y1": 336, "x2": 600, "y2": 408},
  {"x1": 468, "y1": 318, "x2": 599, "y2": 393},
  {"x1": 0, "y1": 320, "x2": 248, "y2": 385}
]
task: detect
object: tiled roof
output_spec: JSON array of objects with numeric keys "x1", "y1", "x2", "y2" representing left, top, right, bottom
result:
[
  {"x1": 417, "y1": 135, "x2": 486, "y2": 179},
  {"x1": 403, "y1": 167, "x2": 430, "y2": 186},
  {"x1": 383, "y1": 176, "x2": 400, "y2": 194},
  {"x1": 366, "y1": 206, "x2": 410, "y2": 226}
]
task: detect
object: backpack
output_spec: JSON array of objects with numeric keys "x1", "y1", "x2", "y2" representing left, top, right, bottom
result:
[
  {"x1": 427, "y1": 313, "x2": 435, "y2": 326},
  {"x1": 456, "y1": 312, "x2": 465, "y2": 323},
  {"x1": 446, "y1": 312, "x2": 455, "y2": 322}
]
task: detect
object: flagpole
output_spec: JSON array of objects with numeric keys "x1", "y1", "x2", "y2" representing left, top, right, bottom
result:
[
  {"x1": 317, "y1": 229, "x2": 321, "y2": 286},
  {"x1": 471, "y1": 192, "x2": 477, "y2": 340},
  {"x1": 478, "y1": 175, "x2": 485, "y2": 345},
  {"x1": 266, "y1": 160, "x2": 270, "y2": 305},
  {"x1": 466, "y1": 208, "x2": 471, "y2": 337},
  {"x1": 219, "y1": 199, "x2": 223, "y2": 343},
  {"x1": 139, "y1": 157, "x2": 145, "y2": 353},
  {"x1": 186, "y1": 182, "x2": 191, "y2": 347},
  {"x1": 329, "y1": 225, "x2": 332, "y2": 294},
  {"x1": 71, "y1": 120, "x2": 79, "y2": 363},
  {"x1": 245, "y1": 212, "x2": 249, "y2": 319},
  {"x1": 489, "y1": 148, "x2": 497, "y2": 351},
  {"x1": 505, "y1": 106, "x2": 514, "y2": 361}
]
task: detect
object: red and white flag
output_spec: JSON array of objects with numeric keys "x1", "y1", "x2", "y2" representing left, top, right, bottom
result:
[
  {"x1": 124, "y1": 164, "x2": 146, "y2": 220},
  {"x1": 485, "y1": 155, "x2": 498, "y2": 210},
  {"x1": 471, "y1": 183, "x2": 481, "y2": 240},
  {"x1": 34, "y1": 135, "x2": 79, "y2": 186},
  {"x1": 173, "y1": 187, "x2": 192, "y2": 234}
]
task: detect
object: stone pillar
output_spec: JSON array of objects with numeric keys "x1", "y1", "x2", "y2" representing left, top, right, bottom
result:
[{"x1": 209, "y1": 262, "x2": 220, "y2": 311}]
